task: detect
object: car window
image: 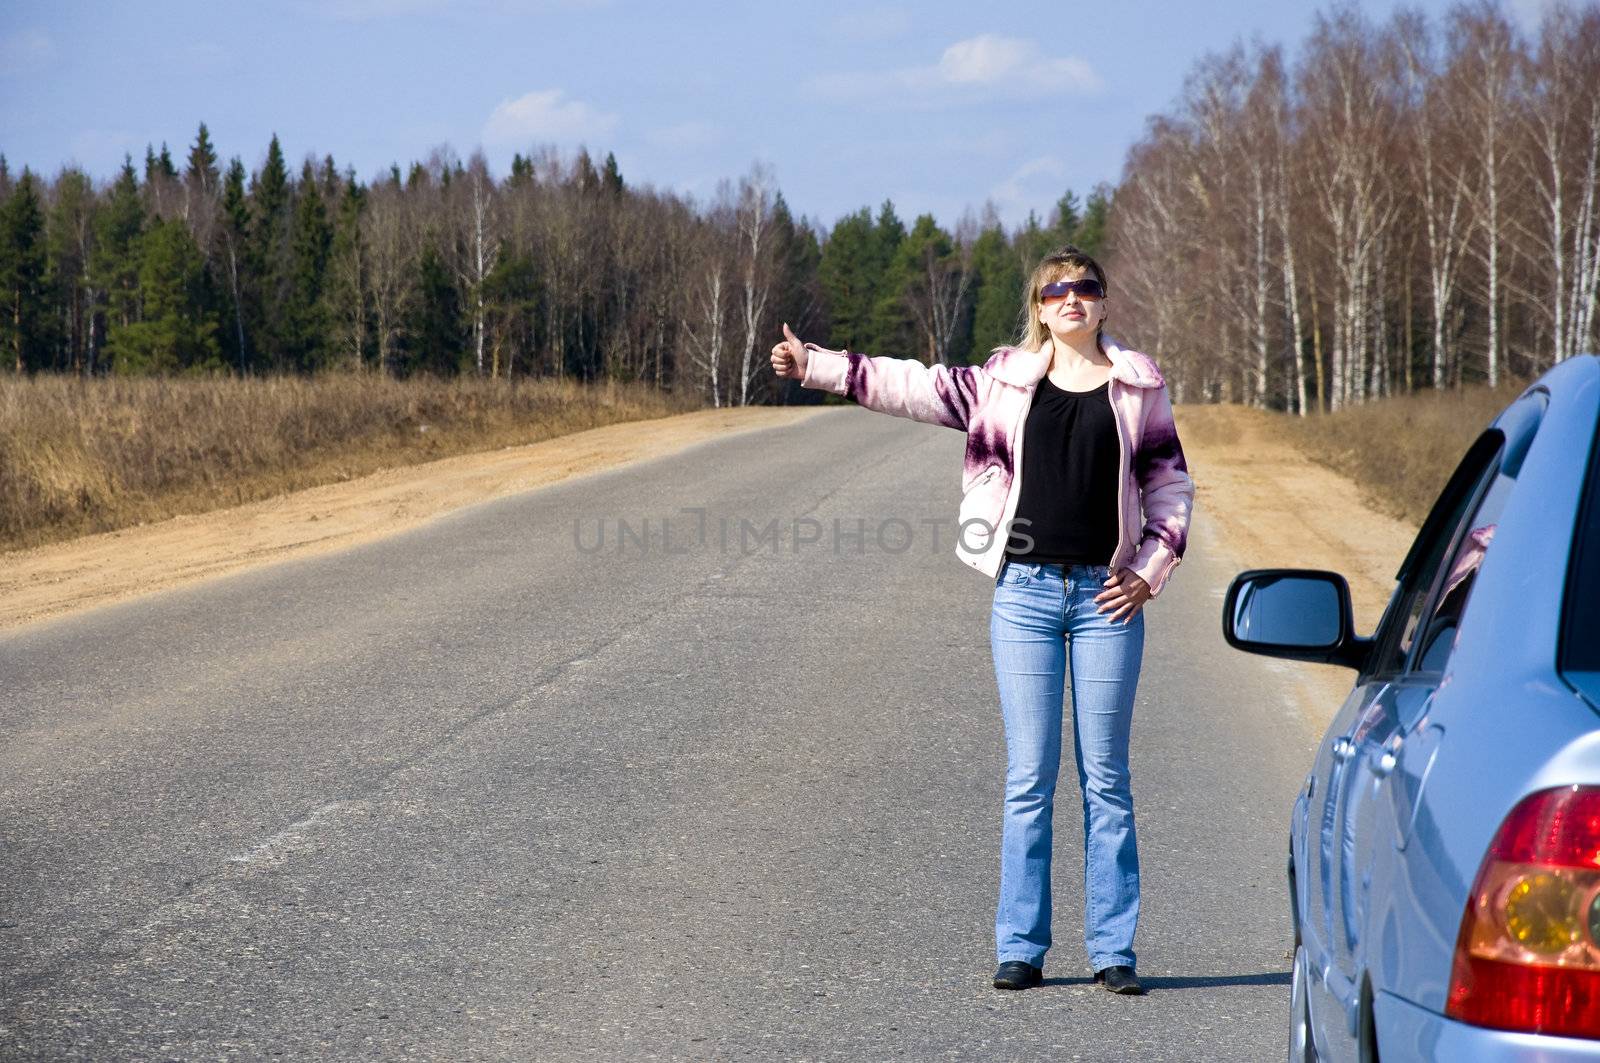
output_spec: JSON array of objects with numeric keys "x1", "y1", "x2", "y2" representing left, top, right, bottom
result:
[
  {"x1": 1387, "y1": 461, "x2": 1499, "y2": 671},
  {"x1": 1411, "y1": 486, "x2": 1506, "y2": 673},
  {"x1": 1409, "y1": 391, "x2": 1549, "y2": 675},
  {"x1": 1363, "y1": 432, "x2": 1504, "y2": 678},
  {"x1": 1561, "y1": 413, "x2": 1600, "y2": 696}
]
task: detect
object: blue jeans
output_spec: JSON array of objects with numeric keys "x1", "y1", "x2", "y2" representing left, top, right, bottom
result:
[{"x1": 990, "y1": 559, "x2": 1145, "y2": 971}]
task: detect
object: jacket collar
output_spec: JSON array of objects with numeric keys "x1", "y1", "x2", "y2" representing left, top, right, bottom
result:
[{"x1": 984, "y1": 337, "x2": 1165, "y2": 390}]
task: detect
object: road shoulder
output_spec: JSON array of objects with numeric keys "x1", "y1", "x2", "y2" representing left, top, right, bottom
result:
[
  {"x1": 0, "y1": 405, "x2": 830, "y2": 631},
  {"x1": 2, "y1": 400, "x2": 1416, "y2": 673},
  {"x1": 1175, "y1": 404, "x2": 1417, "y2": 727}
]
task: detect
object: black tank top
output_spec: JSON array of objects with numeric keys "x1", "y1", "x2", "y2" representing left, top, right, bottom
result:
[{"x1": 1003, "y1": 377, "x2": 1120, "y2": 566}]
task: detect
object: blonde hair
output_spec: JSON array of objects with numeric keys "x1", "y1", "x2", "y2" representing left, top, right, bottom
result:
[{"x1": 1017, "y1": 245, "x2": 1109, "y2": 353}]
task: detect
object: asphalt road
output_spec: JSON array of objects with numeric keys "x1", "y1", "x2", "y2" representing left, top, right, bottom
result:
[{"x1": 2, "y1": 406, "x2": 1322, "y2": 1061}]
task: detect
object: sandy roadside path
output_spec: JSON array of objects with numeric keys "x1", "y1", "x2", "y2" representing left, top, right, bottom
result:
[
  {"x1": 3, "y1": 403, "x2": 1418, "y2": 721},
  {"x1": 0, "y1": 405, "x2": 829, "y2": 630},
  {"x1": 1175, "y1": 404, "x2": 1416, "y2": 723},
  {"x1": 1177, "y1": 404, "x2": 1412, "y2": 627}
]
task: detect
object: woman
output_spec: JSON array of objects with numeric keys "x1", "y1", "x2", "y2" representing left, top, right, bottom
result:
[{"x1": 770, "y1": 246, "x2": 1193, "y2": 994}]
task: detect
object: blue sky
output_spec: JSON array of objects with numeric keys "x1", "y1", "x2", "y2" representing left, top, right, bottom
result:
[{"x1": 0, "y1": 0, "x2": 1559, "y2": 231}]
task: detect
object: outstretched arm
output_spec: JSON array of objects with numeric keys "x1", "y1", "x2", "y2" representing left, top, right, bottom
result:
[{"x1": 771, "y1": 323, "x2": 984, "y2": 433}]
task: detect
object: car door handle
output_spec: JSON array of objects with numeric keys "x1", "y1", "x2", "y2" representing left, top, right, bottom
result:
[
  {"x1": 1332, "y1": 737, "x2": 1356, "y2": 762},
  {"x1": 1372, "y1": 735, "x2": 1404, "y2": 779}
]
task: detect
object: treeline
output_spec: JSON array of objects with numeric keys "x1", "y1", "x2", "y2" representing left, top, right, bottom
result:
[
  {"x1": 1107, "y1": 1, "x2": 1600, "y2": 409},
  {"x1": 0, "y1": 134, "x2": 824, "y2": 402},
  {"x1": 0, "y1": 124, "x2": 1110, "y2": 401}
]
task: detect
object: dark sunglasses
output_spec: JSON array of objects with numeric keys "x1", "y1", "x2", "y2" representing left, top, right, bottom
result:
[{"x1": 1040, "y1": 277, "x2": 1105, "y2": 301}]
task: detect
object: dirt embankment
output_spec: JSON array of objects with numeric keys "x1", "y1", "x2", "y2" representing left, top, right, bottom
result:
[{"x1": 3, "y1": 402, "x2": 1417, "y2": 688}]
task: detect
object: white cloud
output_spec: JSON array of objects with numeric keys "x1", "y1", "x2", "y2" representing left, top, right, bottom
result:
[
  {"x1": 809, "y1": 33, "x2": 1101, "y2": 104},
  {"x1": 0, "y1": 28, "x2": 54, "y2": 77},
  {"x1": 939, "y1": 34, "x2": 1098, "y2": 91},
  {"x1": 482, "y1": 90, "x2": 619, "y2": 145},
  {"x1": 938, "y1": 35, "x2": 1032, "y2": 83}
]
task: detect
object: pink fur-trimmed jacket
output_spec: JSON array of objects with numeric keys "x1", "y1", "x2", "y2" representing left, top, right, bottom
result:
[{"x1": 799, "y1": 338, "x2": 1195, "y2": 594}]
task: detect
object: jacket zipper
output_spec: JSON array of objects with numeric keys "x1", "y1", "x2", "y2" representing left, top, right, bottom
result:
[
  {"x1": 994, "y1": 386, "x2": 1033, "y2": 567},
  {"x1": 1109, "y1": 379, "x2": 1130, "y2": 573}
]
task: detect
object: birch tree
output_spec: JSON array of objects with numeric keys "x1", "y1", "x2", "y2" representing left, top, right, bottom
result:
[
  {"x1": 460, "y1": 152, "x2": 499, "y2": 376},
  {"x1": 1524, "y1": 4, "x2": 1600, "y2": 366},
  {"x1": 1400, "y1": 11, "x2": 1474, "y2": 388},
  {"x1": 732, "y1": 164, "x2": 778, "y2": 406},
  {"x1": 1298, "y1": 7, "x2": 1403, "y2": 408},
  {"x1": 364, "y1": 175, "x2": 415, "y2": 375},
  {"x1": 1452, "y1": 2, "x2": 1523, "y2": 385},
  {"x1": 682, "y1": 224, "x2": 732, "y2": 407},
  {"x1": 898, "y1": 213, "x2": 975, "y2": 367}
]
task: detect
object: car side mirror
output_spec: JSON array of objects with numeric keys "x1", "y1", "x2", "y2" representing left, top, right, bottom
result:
[{"x1": 1222, "y1": 569, "x2": 1371, "y2": 670}]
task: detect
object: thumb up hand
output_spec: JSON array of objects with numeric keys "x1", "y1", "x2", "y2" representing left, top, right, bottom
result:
[{"x1": 770, "y1": 322, "x2": 809, "y2": 381}]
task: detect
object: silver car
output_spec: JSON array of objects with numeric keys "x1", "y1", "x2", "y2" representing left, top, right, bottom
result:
[{"x1": 1223, "y1": 353, "x2": 1600, "y2": 1061}]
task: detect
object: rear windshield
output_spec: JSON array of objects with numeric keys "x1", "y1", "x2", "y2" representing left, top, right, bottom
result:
[{"x1": 1563, "y1": 415, "x2": 1600, "y2": 683}]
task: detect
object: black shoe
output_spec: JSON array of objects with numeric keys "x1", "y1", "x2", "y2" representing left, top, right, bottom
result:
[
  {"x1": 993, "y1": 961, "x2": 1043, "y2": 990},
  {"x1": 1094, "y1": 965, "x2": 1144, "y2": 994}
]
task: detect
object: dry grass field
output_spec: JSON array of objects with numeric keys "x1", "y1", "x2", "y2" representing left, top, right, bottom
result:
[
  {"x1": 0, "y1": 373, "x2": 707, "y2": 551},
  {"x1": 1, "y1": 371, "x2": 1520, "y2": 562},
  {"x1": 1275, "y1": 384, "x2": 1524, "y2": 525}
]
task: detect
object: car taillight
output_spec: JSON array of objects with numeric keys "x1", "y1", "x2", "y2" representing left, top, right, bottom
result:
[{"x1": 1448, "y1": 786, "x2": 1600, "y2": 1039}]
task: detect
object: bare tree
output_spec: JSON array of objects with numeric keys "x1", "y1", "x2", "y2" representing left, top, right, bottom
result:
[
  {"x1": 1452, "y1": 2, "x2": 1524, "y2": 386},
  {"x1": 457, "y1": 152, "x2": 500, "y2": 376},
  {"x1": 1298, "y1": 6, "x2": 1403, "y2": 408},
  {"x1": 730, "y1": 164, "x2": 779, "y2": 406},
  {"x1": 327, "y1": 186, "x2": 369, "y2": 372},
  {"x1": 1108, "y1": 121, "x2": 1202, "y2": 400},
  {"x1": 1072, "y1": 1, "x2": 1599, "y2": 411},
  {"x1": 1523, "y1": 4, "x2": 1600, "y2": 367},
  {"x1": 364, "y1": 177, "x2": 416, "y2": 375},
  {"x1": 1400, "y1": 10, "x2": 1474, "y2": 389},
  {"x1": 682, "y1": 234, "x2": 732, "y2": 406},
  {"x1": 902, "y1": 216, "x2": 976, "y2": 368},
  {"x1": 1256, "y1": 47, "x2": 1312, "y2": 415}
]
